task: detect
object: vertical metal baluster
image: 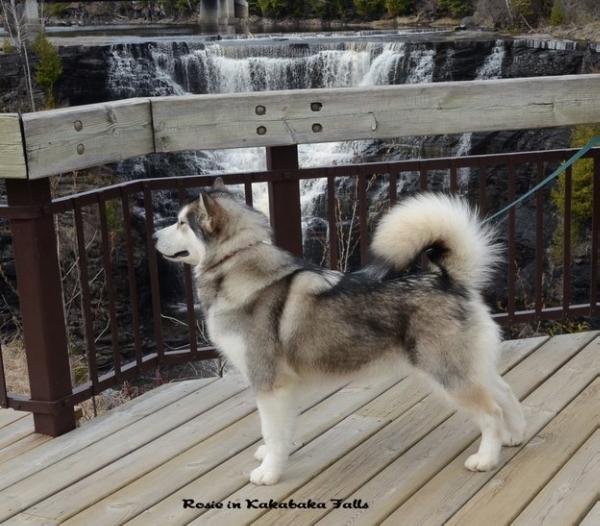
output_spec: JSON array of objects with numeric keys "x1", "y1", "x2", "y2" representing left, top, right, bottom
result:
[
  {"x1": 74, "y1": 202, "x2": 99, "y2": 395},
  {"x1": 563, "y1": 165, "x2": 572, "y2": 315},
  {"x1": 450, "y1": 163, "x2": 458, "y2": 193},
  {"x1": 97, "y1": 195, "x2": 121, "y2": 381},
  {"x1": 591, "y1": 155, "x2": 600, "y2": 315},
  {"x1": 143, "y1": 185, "x2": 164, "y2": 360},
  {"x1": 419, "y1": 167, "x2": 429, "y2": 268},
  {"x1": 419, "y1": 167, "x2": 428, "y2": 192},
  {"x1": 178, "y1": 184, "x2": 198, "y2": 357},
  {"x1": 120, "y1": 189, "x2": 143, "y2": 369},
  {"x1": 358, "y1": 174, "x2": 368, "y2": 266},
  {"x1": 244, "y1": 181, "x2": 253, "y2": 207},
  {"x1": 388, "y1": 172, "x2": 397, "y2": 205},
  {"x1": 0, "y1": 342, "x2": 8, "y2": 408},
  {"x1": 479, "y1": 164, "x2": 488, "y2": 217},
  {"x1": 535, "y1": 161, "x2": 544, "y2": 316},
  {"x1": 507, "y1": 161, "x2": 516, "y2": 319},
  {"x1": 327, "y1": 175, "x2": 339, "y2": 271}
]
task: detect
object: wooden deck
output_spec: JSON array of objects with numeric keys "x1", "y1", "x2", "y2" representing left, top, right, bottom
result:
[{"x1": 0, "y1": 331, "x2": 599, "y2": 525}]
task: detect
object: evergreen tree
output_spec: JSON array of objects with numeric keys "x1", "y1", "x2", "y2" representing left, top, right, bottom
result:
[{"x1": 32, "y1": 32, "x2": 63, "y2": 109}]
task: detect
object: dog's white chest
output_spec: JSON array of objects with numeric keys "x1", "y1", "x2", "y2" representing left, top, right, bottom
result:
[{"x1": 206, "y1": 312, "x2": 248, "y2": 378}]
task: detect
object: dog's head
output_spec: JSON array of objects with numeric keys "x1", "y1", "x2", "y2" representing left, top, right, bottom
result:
[{"x1": 154, "y1": 178, "x2": 270, "y2": 267}]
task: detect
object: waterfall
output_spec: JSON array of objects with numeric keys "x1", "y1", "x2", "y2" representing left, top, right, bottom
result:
[
  {"x1": 107, "y1": 39, "x2": 438, "y2": 215},
  {"x1": 106, "y1": 37, "x2": 513, "y2": 217},
  {"x1": 358, "y1": 42, "x2": 406, "y2": 86},
  {"x1": 456, "y1": 40, "x2": 506, "y2": 159},
  {"x1": 454, "y1": 41, "x2": 506, "y2": 187}
]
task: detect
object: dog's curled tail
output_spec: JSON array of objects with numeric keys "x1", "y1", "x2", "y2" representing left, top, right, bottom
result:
[{"x1": 371, "y1": 193, "x2": 501, "y2": 291}]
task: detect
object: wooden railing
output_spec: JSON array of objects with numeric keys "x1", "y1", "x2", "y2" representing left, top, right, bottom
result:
[
  {"x1": 2, "y1": 74, "x2": 600, "y2": 180},
  {"x1": 1, "y1": 74, "x2": 600, "y2": 437}
]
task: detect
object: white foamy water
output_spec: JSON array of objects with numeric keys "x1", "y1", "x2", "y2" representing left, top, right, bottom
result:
[
  {"x1": 456, "y1": 40, "x2": 505, "y2": 168},
  {"x1": 108, "y1": 39, "x2": 503, "y2": 214}
]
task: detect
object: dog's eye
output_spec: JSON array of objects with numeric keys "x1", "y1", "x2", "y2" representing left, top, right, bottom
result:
[{"x1": 179, "y1": 220, "x2": 186, "y2": 226}]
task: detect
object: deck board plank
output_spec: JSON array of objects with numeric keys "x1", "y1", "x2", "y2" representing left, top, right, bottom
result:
[
  {"x1": 380, "y1": 335, "x2": 600, "y2": 526},
  {"x1": 580, "y1": 502, "x2": 600, "y2": 526},
  {"x1": 197, "y1": 336, "x2": 551, "y2": 525},
  {"x1": 0, "y1": 415, "x2": 34, "y2": 450},
  {"x1": 119, "y1": 376, "x2": 408, "y2": 526},
  {"x1": 137, "y1": 379, "x2": 427, "y2": 525},
  {"x1": 0, "y1": 376, "x2": 244, "y2": 522},
  {"x1": 512, "y1": 429, "x2": 600, "y2": 526},
  {"x1": 0, "y1": 434, "x2": 51, "y2": 465},
  {"x1": 2, "y1": 333, "x2": 599, "y2": 526},
  {"x1": 446, "y1": 379, "x2": 600, "y2": 525},
  {"x1": 0, "y1": 408, "x2": 29, "y2": 430},
  {"x1": 60, "y1": 375, "x2": 396, "y2": 525},
  {"x1": 0, "y1": 378, "x2": 217, "y2": 492},
  {"x1": 27, "y1": 377, "x2": 353, "y2": 524},
  {"x1": 256, "y1": 333, "x2": 596, "y2": 526},
  {"x1": 125, "y1": 336, "x2": 545, "y2": 526}
]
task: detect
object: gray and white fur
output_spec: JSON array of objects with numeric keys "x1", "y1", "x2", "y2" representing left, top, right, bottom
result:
[{"x1": 155, "y1": 179, "x2": 526, "y2": 485}]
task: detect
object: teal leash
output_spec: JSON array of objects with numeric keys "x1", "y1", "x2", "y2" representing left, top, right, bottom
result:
[{"x1": 482, "y1": 136, "x2": 600, "y2": 225}]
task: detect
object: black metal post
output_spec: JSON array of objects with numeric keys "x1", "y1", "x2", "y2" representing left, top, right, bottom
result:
[
  {"x1": 6, "y1": 178, "x2": 76, "y2": 436},
  {"x1": 266, "y1": 145, "x2": 303, "y2": 256}
]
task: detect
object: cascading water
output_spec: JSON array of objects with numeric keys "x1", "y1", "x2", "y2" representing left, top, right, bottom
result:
[
  {"x1": 455, "y1": 40, "x2": 506, "y2": 186},
  {"x1": 456, "y1": 40, "x2": 506, "y2": 158},
  {"x1": 106, "y1": 36, "x2": 517, "y2": 246},
  {"x1": 108, "y1": 39, "x2": 440, "y2": 214}
]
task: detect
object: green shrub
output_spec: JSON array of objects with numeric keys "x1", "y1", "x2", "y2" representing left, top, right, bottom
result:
[
  {"x1": 2, "y1": 38, "x2": 15, "y2": 54},
  {"x1": 105, "y1": 200, "x2": 124, "y2": 239},
  {"x1": 159, "y1": 0, "x2": 201, "y2": 16},
  {"x1": 512, "y1": 0, "x2": 532, "y2": 17},
  {"x1": 353, "y1": 0, "x2": 385, "y2": 18},
  {"x1": 551, "y1": 123, "x2": 600, "y2": 259},
  {"x1": 249, "y1": 0, "x2": 363, "y2": 19},
  {"x1": 550, "y1": 1, "x2": 564, "y2": 25},
  {"x1": 305, "y1": 0, "x2": 355, "y2": 18},
  {"x1": 307, "y1": 0, "x2": 332, "y2": 17},
  {"x1": 384, "y1": 0, "x2": 412, "y2": 16},
  {"x1": 32, "y1": 32, "x2": 63, "y2": 109},
  {"x1": 45, "y1": 2, "x2": 69, "y2": 17},
  {"x1": 512, "y1": 0, "x2": 552, "y2": 24},
  {"x1": 257, "y1": 0, "x2": 288, "y2": 17},
  {"x1": 247, "y1": 0, "x2": 262, "y2": 16},
  {"x1": 332, "y1": 0, "x2": 354, "y2": 18},
  {"x1": 438, "y1": 0, "x2": 473, "y2": 17}
]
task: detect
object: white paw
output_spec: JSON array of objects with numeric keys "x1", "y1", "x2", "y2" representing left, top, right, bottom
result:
[
  {"x1": 465, "y1": 453, "x2": 498, "y2": 472},
  {"x1": 250, "y1": 464, "x2": 280, "y2": 485},
  {"x1": 254, "y1": 444, "x2": 267, "y2": 461}
]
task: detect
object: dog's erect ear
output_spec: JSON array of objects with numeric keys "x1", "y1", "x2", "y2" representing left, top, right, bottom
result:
[
  {"x1": 199, "y1": 192, "x2": 216, "y2": 215},
  {"x1": 196, "y1": 192, "x2": 224, "y2": 234},
  {"x1": 213, "y1": 177, "x2": 226, "y2": 191}
]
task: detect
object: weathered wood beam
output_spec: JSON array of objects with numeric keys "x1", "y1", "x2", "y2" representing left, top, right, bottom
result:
[
  {"x1": 22, "y1": 98, "x2": 153, "y2": 179},
  {"x1": 0, "y1": 114, "x2": 27, "y2": 179},
  {"x1": 15, "y1": 74, "x2": 600, "y2": 179},
  {"x1": 153, "y1": 74, "x2": 600, "y2": 153}
]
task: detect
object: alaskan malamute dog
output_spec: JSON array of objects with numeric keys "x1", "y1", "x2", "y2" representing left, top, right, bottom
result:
[{"x1": 155, "y1": 178, "x2": 525, "y2": 485}]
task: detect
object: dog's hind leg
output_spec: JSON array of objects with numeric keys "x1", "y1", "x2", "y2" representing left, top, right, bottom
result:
[
  {"x1": 446, "y1": 382, "x2": 504, "y2": 472},
  {"x1": 490, "y1": 374, "x2": 526, "y2": 446},
  {"x1": 250, "y1": 384, "x2": 297, "y2": 485}
]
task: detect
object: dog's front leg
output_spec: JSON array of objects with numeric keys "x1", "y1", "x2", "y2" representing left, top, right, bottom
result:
[{"x1": 250, "y1": 385, "x2": 296, "y2": 485}]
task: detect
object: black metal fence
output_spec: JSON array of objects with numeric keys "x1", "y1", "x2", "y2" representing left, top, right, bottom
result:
[{"x1": 0, "y1": 145, "x2": 599, "y2": 435}]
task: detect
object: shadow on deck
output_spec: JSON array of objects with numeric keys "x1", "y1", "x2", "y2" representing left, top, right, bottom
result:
[{"x1": 0, "y1": 331, "x2": 599, "y2": 525}]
